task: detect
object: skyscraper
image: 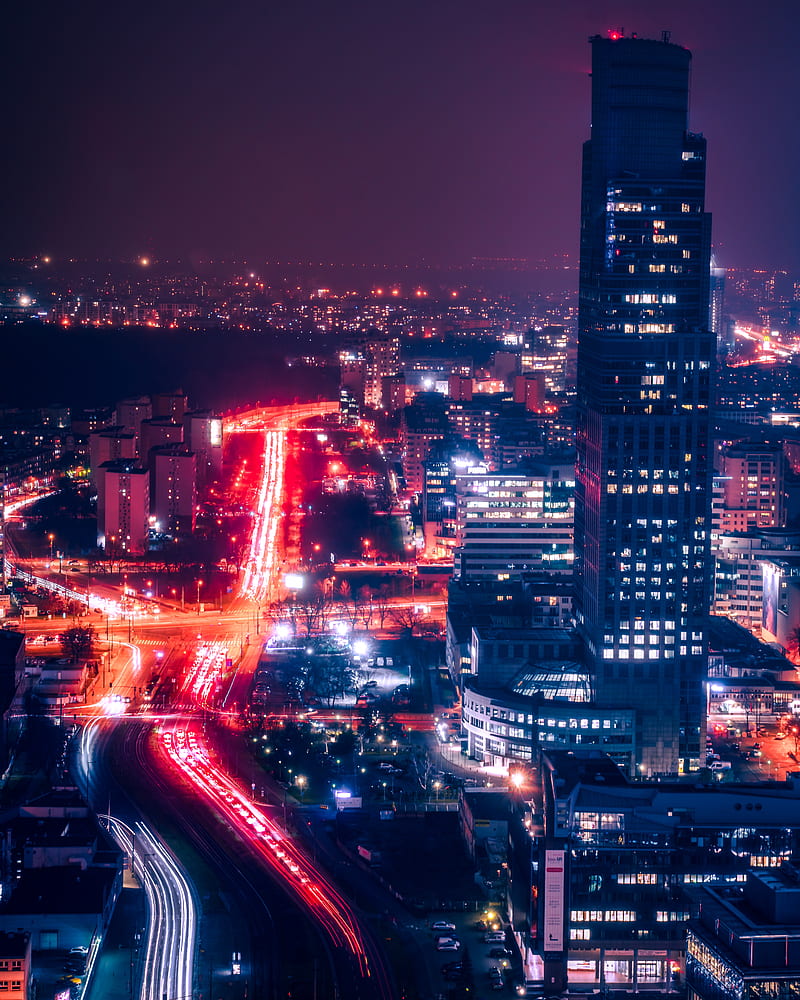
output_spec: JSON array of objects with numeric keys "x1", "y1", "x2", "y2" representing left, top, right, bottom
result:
[{"x1": 575, "y1": 34, "x2": 714, "y2": 776}]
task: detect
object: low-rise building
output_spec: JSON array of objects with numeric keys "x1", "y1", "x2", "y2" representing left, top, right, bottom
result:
[{"x1": 686, "y1": 869, "x2": 800, "y2": 1000}]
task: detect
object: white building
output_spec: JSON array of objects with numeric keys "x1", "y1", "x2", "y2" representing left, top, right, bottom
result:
[
  {"x1": 454, "y1": 460, "x2": 574, "y2": 581},
  {"x1": 150, "y1": 446, "x2": 196, "y2": 535},
  {"x1": 99, "y1": 463, "x2": 149, "y2": 555}
]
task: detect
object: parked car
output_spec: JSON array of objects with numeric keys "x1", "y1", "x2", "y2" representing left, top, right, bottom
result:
[
  {"x1": 436, "y1": 939, "x2": 461, "y2": 951},
  {"x1": 431, "y1": 921, "x2": 457, "y2": 933},
  {"x1": 441, "y1": 961, "x2": 463, "y2": 975}
]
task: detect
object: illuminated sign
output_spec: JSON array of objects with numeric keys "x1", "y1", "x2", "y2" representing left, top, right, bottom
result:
[
  {"x1": 209, "y1": 419, "x2": 222, "y2": 447},
  {"x1": 543, "y1": 849, "x2": 565, "y2": 952}
]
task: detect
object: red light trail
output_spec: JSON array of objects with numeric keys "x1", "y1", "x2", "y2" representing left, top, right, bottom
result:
[{"x1": 159, "y1": 723, "x2": 382, "y2": 985}]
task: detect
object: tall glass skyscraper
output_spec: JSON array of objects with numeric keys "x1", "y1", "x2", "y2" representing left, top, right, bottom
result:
[{"x1": 575, "y1": 34, "x2": 714, "y2": 777}]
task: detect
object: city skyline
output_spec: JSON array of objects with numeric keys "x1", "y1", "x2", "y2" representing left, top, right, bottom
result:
[{"x1": 3, "y1": 0, "x2": 799, "y2": 272}]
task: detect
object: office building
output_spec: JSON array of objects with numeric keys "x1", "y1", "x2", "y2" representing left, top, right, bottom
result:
[
  {"x1": 712, "y1": 528, "x2": 800, "y2": 630},
  {"x1": 400, "y1": 394, "x2": 449, "y2": 493},
  {"x1": 511, "y1": 750, "x2": 800, "y2": 996},
  {"x1": 575, "y1": 34, "x2": 714, "y2": 776},
  {"x1": 421, "y1": 437, "x2": 483, "y2": 523},
  {"x1": 709, "y1": 260, "x2": 727, "y2": 349},
  {"x1": 521, "y1": 326, "x2": 569, "y2": 396},
  {"x1": 686, "y1": 870, "x2": 800, "y2": 1000},
  {"x1": 717, "y1": 441, "x2": 786, "y2": 532},
  {"x1": 454, "y1": 460, "x2": 574, "y2": 582}
]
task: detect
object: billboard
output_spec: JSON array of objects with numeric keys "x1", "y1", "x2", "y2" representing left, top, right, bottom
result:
[
  {"x1": 543, "y1": 848, "x2": 565, "y2": 952},
  {"x1": 762, "y1": 561, "x2": 780, "y2": 638}
]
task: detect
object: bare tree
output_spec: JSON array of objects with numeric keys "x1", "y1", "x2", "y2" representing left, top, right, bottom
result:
[
  {"x1": 295, "y1": 585, "x2": 332, "y2": 636},
  {"x1": 307, "y1": 656, "x2": 355, "y2": 707},
  {"x1": 390, "y1": 606, "x2": 426, "y2": 637},
  {"x1": 60, "y1": 625, "x2": 97, "y2": 663},
  {"x1": 374, "y1": 585, "x2": 392, "y2": 629},
  {"x1": 358, "y1": 586, "x2": 375, "y2": 630}
]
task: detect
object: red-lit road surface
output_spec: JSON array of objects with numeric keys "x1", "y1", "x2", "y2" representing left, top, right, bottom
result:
[
  {"x1": 228, "y1": 402, "x2": 337, "y2": 608},
  {"x1": 239, "y1": 428, "x2": 286, "y2": 605},
  {"x1": 159, "y1": 722, "x2": 396, "y2": 999},
  {"x1": 179, "y1": 639, "x2": 227, "y2": 709}
]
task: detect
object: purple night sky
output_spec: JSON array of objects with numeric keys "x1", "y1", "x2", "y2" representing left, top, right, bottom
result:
[{"x1": 3, "y1": 0, "x2": 798, "y2": 271}]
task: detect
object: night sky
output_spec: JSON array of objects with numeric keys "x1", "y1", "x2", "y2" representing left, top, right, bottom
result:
[{"x1": 3, "y1": 0, "x2": 798, "y2": 271}]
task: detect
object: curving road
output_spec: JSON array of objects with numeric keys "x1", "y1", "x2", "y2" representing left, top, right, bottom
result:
[
  {"x1": 74, "y1": 719, "x2": 199, "y2": 1000},
  {"x1": 106, "y1": 815, "x2": 196, "y2": 1000},
  {"x1": 159, "y1": 719, "x2": 396, "y2": 1000}
]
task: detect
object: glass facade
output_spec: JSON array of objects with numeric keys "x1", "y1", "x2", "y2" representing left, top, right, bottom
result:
[{"x1": 575, "y1": 35, "x2": 714, "y2": 777}]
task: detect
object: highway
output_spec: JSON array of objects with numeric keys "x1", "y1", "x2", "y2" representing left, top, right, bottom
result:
[
  {"x1": 106, "y1": 815, "x2": 197, "y2": 1000},
  {"x1": 74, "y1": 719, "x2": 199, "y2": 1000},
  {"x1": 16, "y1": 402, "x2": 404, "y2": 1000}
]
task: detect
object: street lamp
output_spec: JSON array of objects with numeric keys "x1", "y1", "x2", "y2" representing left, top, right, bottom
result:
[
  {"x1": 433, "y1": 779, "x2": 442, "y2": 803},
  {"x1": 509, "y1": 770, "x2": 525, "y2": 791},
  {"x1": 48, "y1": 533, "x2": 54, "y2": 561},
  {"x1": 296, "y1": 774, "x2": 307, "y2": 802},
  {"x1": 195, "y1": 578, "x2": 203, "y2": 613}
]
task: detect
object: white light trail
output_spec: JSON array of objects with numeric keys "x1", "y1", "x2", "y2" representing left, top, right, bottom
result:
[{"x1": 106, "y1": 815, "x2": 197, "y2": 1000}]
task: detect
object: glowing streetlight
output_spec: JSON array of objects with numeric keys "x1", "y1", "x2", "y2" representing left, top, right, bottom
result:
[
  {"x1": 433, "y1": 779, "x2": 442, "y2": 802},
  {"x1": 195, "y1": 578, "x2": 203, "y2": 612},
  {"x1": 48, "y1": 533, "x2": 55, "y2": 560},
  {"x1": 296, "y1": 774, "x2": 307, "y2": 802}
]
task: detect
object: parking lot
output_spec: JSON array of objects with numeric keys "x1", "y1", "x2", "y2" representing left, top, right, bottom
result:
[{"x1": 417, "y1": 910, "x2": 525, "y2": 997}]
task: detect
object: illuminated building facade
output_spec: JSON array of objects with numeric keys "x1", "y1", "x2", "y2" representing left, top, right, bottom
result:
[
  {"x1": 183, "y1": 410, "x2": 223, "y2": 485},
  {"x1": 717, "y1": 442, "x2": 786, "y2": 532},
  {"x1": 150, "y1": 446, "x2": 196, "y2": 535},
  {"x1": 686, "y1": 872, "x2": 800, "y2": 1000},
  {"x1": 98, "y1": 462, "x2": 150, "y2": 554},
  {"x1": 341, "y1": 329, "x2": 401, "y2": 409},
  {"x1": 510, "y1": 751, "x2": 800, "y2": 997},
  {"x1": 454, "y1": 461, "x2": 574, "y2": 581},
  {"x1": 575, "y1": 34, "x2": 714, "y2": 776},
  {"x1": 521, "y1": 326, "x2": 569, "y2": 396},
  {"x1": 447, "y1": 399, "x2": 501, "y2": 469},
  {"x1": 400, "y1": 394, "x2": 449, "y2": 493}
]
